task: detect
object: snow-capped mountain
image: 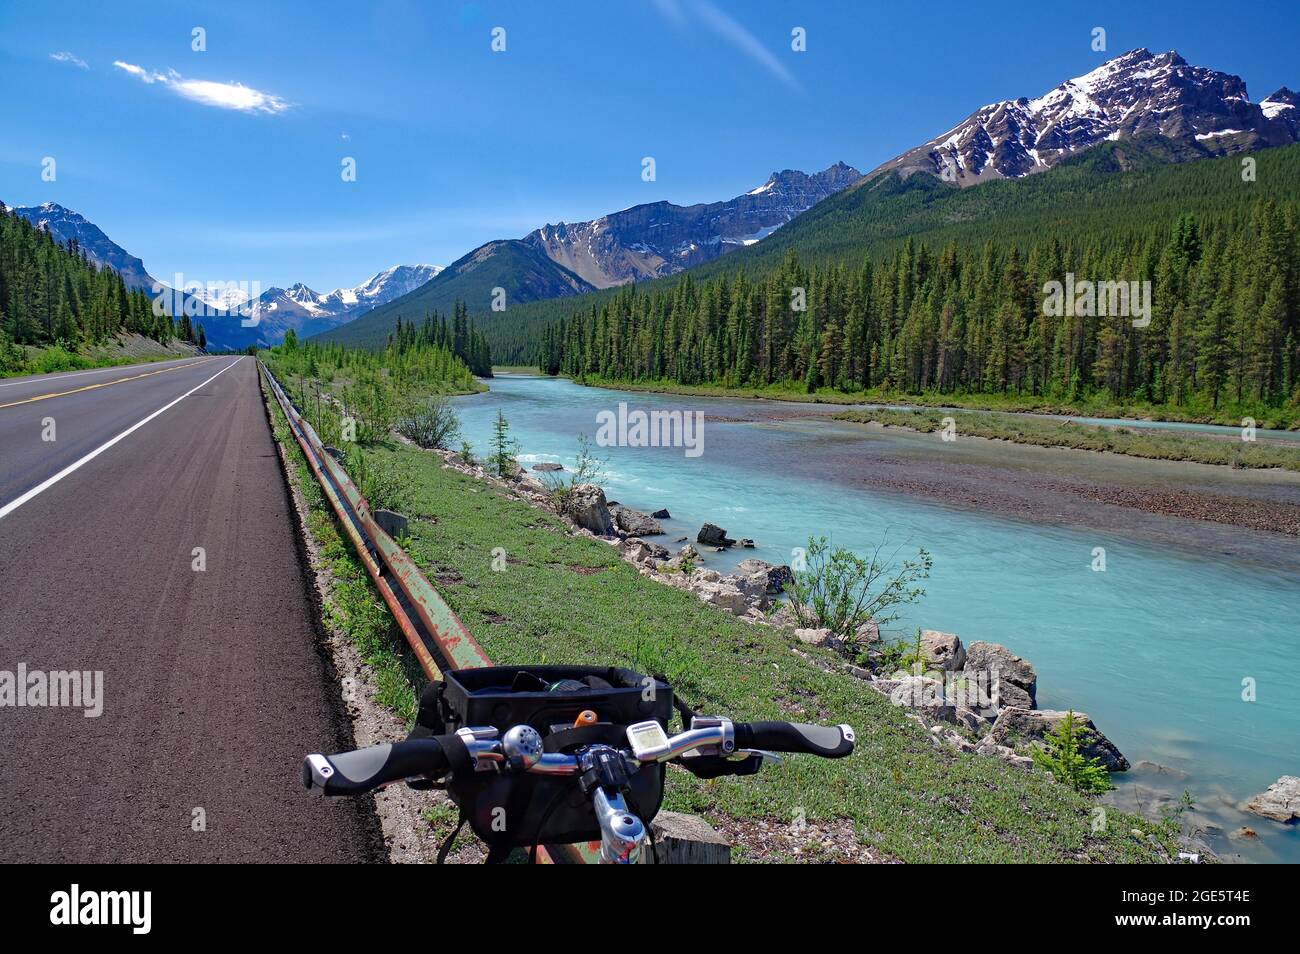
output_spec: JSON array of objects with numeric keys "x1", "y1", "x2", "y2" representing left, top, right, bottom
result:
[
  {"x1": 3, "y1": 199, "x2": 445, "y2": 349},
  {"x1": 872, "y1": 49, "x2": 1300, "y2": 185},
  {"x1": 9, "y1": 202, "x2": 160, "y2": 290},
  {"x1": 236, "y1": 265, "x2": 444, "y2": 343},
  {"x1": 194, "y1": 284, "x2": 253, "y2": 311},
  {"x1": 524, "y1": 162, "x2": 861, "y2": 288}
]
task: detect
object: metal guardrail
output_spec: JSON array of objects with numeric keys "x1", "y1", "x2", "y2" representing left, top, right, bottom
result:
[
  {"x1": 260, "y1": 361, "x2": 595, "y2": 864},
  {"x1": 261, "y1": 361, "x2": 490, "y2": 676}
]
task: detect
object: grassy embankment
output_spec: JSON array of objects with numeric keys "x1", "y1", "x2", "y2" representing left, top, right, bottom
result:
[
  {"x1": 547, "y1": 371, "x2": 1300, "y2": 431},
  {"x1": 1, "y1": 332, "x2": 202, "y2": 379},
  {"x1": 834, "y1": 407, "x2": 1300, "y2": 472},
  {"x1": 260, "y1": 367, "x2": 1182, "y2": 862}
]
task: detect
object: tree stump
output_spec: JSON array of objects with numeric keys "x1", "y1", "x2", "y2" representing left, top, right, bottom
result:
[{"x1": 650, "y1": 811, "x2": 731, "y2": 864}]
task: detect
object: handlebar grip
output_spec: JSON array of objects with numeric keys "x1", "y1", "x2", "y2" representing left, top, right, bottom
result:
[
  {"x1": 303, "y1": 737, "x2": 457, "y2": 795},
  {"x1": 733, "y1": 722, "x2": 856, "y2": 758}
]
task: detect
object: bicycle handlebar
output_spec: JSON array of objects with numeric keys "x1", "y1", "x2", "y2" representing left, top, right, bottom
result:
[
  {"x1": 303, "y1": 736, "x2": 459, "y2": 795},
  {"x1": 733, "y1": 721, "x2": 856, "y2": 758},
  {"x1": 303, "y1": 718, "x2": 855, "y2": 797}
]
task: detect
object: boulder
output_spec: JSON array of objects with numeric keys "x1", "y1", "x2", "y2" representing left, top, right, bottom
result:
[
  {"x1": 888, "y1": 675, "x2": 955, "y2": 723},
  {"x1": 609, "y1": 504, "x2": 665, "y2": 536},
  {"x1": 562, "y1": 483, "x2": 614, "y2": 535},
  {"x1": 919, "y1": 630, "x2": 965, "y2": 671},
  {"x1": 531, "y1": 462, "x2": 564, "y2": 472},
  {"x1": 643, "y1": 541, "x2": 670, "y2": 560},
  {"x1": 619, "y1": 538, "x2": 670, "y2": 565},
  {"x1": 650, "y1": 508, "x2": 671, "y2": 520},
  {"x1": 962, "y1": 641, "x2": 1037, "y2": 710},
  {"x1": 739, "y1": 538, "x2": 756, "y2": 548},
  {"x1": 855, "y1": 619, "x2": 882, "y2": 646},
  {"x1": 1246, "y1": 776, "x2": 1300, "y2": 823},
  {"x1": 954, "y1": 706, "x2": 991, "y2": 732},
  {"x1": 735, "y1": 559, "x2": 794, "y2": 596},
  {"x1": 767, "y1": 603, "x2": 800, "y2": 628},
  {"x1": 988, "y1": 707, "x2": 1129, "y2": 772},
  {"x1": 721, "y1": 573, "x2": 770, "y2": 612},
  {"x1": 695, "y1": 581, "x2": 749, "y2": 616},
  {"x1": 794, "y1": 627, "x2": 835, "y2": 648},
  {"x1": 697, "y1": 523, "x2": 736, "y2": 547}
]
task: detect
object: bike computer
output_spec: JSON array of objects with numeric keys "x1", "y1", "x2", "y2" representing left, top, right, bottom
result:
[{"x1": 626, "y1": 720, "x2": 671, "y2": 761}]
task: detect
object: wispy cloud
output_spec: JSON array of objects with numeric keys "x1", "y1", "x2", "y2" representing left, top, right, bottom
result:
[
  {"x1": 49, "y1": 51, "x2": 89, "y2": 70},
  {"x1": 113, "y1": 60, "x2": 165, "y2": 83},
  {"x1": 652, "y1": 0, "x2": 800, "y2": 92},
  {"x1": 113, "y1": 61, "x2": 290, "y2": 114}
]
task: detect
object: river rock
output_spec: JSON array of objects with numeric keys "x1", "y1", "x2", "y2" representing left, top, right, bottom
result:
[
  {"x1": 888, "y1": 675, "x2": 955, "y2": 723},
  {"x1": 962, "y1": 641, "x2": 1037, "y2": 710},
  {"x1": 651, "y1": 508, "x2": 671, "y2": 520},
  {"x1": 721, "y1": 573, "x2": 770, "y2": 612},
  {"x1": 695, "y1": 581, "x2": 749, "y2": 616},
  {"x1": 562, "y1": 483, "x2": 614, "y2": 535},
  {"x1": 609, "y1": 504, "x2": 665, "y2": 536},
  {"x1": 767, "y1": 603, "x2": 800, "y2": 628},
  {"x1": 974, "y1": 738, "x2": 1036, "y2": 770},
  {"x1": 620, "y1": 537, "x2": 670, "y2": 565},
  {"x1": 855, "y1": 620, "x2": 882, "y2": 645},
  {"x1": 988, "y1": 707, "x2": 1129, "y2": 772},
  {"x1": 697, "y1": 523, "x2": 736, "y2": 547},
  {"x1": 735, "y1": 559, "x2": 794, "y2": 595},
  {"x1": 920, "y1": 630, "x2": 966, "y2": 671},
  {"x1": 1246, "y1": 776, "x2": 1300, "y2": 822},
  {"x1": 532, "y1": 462, "x2": 564, "y2": 472},
  {"x1": 794, "y1": 627, "x2": 835, "y2": 648}
]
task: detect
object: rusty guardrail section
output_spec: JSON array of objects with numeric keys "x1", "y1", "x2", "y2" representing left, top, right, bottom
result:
[
  {"x1": 261, "y1": 361, "x2": 489, "y2": 676},
  {"x1": 260, "y1": 361, "x2": 594, "y2": 864}
]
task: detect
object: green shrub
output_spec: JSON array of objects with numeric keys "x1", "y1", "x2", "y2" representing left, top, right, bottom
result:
[
  {"x1": 787, "y1": 535, "x2": 932, "y2": 650},
  {"x1": 1032, "y1": 711, "x2": 1114, "y2": 793}
]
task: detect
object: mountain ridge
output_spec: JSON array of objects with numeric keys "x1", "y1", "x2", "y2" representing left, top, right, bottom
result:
[
  {"x1": 869, "y1": 48, "x2": 1300, "y2": 186},
  {"x1": 313, "y1": 161, "x2": 859, "y2": 350}
]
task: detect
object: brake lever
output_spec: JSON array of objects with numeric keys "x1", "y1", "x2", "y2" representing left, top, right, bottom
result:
[
  {"x1": 673, "y1": 750, "x2": 771, "y2": 779},
  {"x1": 740, "y1": 749, "x2": 783, "y2": 766}
]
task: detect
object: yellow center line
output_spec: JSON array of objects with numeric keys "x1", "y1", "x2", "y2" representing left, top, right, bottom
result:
[{"x1": 0, "y1": 357, "x2": 221, "y2": 411}]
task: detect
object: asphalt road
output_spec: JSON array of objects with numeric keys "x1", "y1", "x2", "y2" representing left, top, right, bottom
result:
[{"x1": 0, "y1": 356, "x2": 383, "y2": 862}]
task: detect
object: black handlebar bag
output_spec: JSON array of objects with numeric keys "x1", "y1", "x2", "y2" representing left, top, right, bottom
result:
[{"x1": 413, "y1": 665, "x2": 674, "y2": 850}]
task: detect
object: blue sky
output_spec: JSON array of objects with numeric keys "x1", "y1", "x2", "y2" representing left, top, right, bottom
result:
[{"x1": 2, "y1": 0, "x2": 1297, "y2": 292}]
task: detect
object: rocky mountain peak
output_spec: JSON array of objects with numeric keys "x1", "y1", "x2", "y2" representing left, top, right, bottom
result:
[
  {"x1": 525, "y1": 161, "x2": 861, "y2": 288},
  {"x1": 869, "y1": 49, "x2": 1298, "y2": 186}
]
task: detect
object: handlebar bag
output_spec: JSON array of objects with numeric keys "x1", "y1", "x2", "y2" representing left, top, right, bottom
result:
[{"x1": 414, "y1": 665, "x2": 673, "y2": 850}]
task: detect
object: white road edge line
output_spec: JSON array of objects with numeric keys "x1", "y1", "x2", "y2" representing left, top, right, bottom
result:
[
  {"x1": 0, "y1": 357, "x2": 243, "y2": 523},
  {"x1": 0, "y1": 356, "x2": 206, "y2": 389}
]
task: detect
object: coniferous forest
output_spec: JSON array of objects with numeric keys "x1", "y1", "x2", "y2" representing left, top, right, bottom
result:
[
  {"x1": 538, "y1": 200, "x2": 1298, "y2": 416},
  {"x1": 388, "y1": 300, "x2": 492, "y2": 377},
  {"x1": 526, "y1": 144, "x2": 1300, "y2": 423},
  {"x1": 0, "y1": 206, "x2": 204, "y2": 371}
]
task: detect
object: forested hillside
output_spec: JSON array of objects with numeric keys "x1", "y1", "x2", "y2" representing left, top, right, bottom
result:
[
  {"x1": 312, "y1": 239, "x2": 593, "y2": 350},
  {"x1": 0, "y1": 206, "x2": 204, "y2": 371},
  {"x1": 531, "y1": 142, "x2": 1300, "y2": 420}
]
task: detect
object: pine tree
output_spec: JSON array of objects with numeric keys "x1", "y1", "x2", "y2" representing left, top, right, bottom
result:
[{"x1": 489, "y1": 409, "x2": 517, "y2": 478}]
